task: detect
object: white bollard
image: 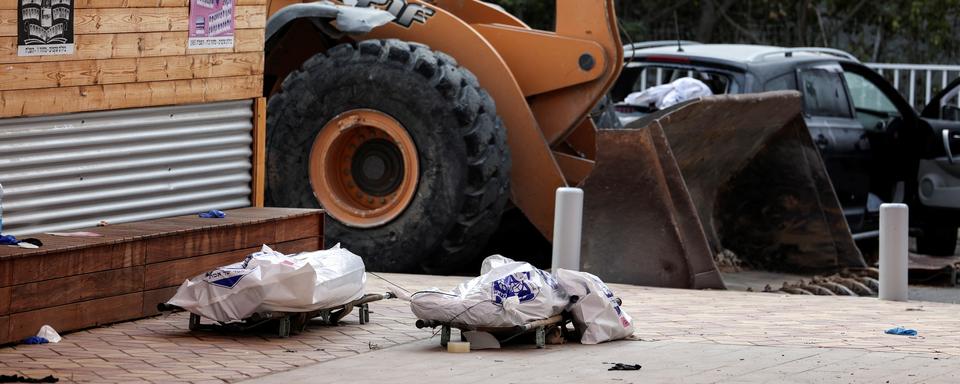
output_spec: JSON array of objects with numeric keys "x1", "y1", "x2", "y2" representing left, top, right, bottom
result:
[
  {"x1": 879, "y1": 203, "x2": 909, "y2": 301},
  {"x1": 551, "y1": 187, "x2": 584, "y2": 271}
]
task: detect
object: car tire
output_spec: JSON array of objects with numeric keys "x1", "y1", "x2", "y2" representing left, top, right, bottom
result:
[{"x1": 915, "y1": 225, "x2": 959, "y2": 256}]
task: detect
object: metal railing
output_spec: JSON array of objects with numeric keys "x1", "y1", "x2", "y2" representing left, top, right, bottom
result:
[{"x1": 866, "y1": 63, "x2": 960, "y2": 110}]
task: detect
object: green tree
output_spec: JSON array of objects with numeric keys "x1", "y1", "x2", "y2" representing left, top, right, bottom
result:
[{"x1": 490, "y1": 0, "x2": 960, "y2": 64}]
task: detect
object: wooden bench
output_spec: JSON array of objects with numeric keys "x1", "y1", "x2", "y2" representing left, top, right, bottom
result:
[{"x1": 0, "y1": 207, "x2": 323, "y2": 345}]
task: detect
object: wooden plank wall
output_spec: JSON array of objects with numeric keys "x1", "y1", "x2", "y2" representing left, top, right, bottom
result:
[
  {"x1": 0, "y1": 0, "x2": 266, "y2": 118},
  {"x1": 0, "y1": 208, "x2": 323, "y2": 345}
]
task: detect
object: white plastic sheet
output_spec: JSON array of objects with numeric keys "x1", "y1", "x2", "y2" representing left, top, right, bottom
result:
[
  {"x1": 624, "y1": 77, "x2": 713, "y2": 110},
  {"x1": 410, "y1": 255, "x2": 568, "y2": 328},
  {"x1": 333, "y1": 2, "x2": 396, "y2": 33},
  {"x1": 555, "y1": 269, "x2": 635, "y2": 344},
  {"x1": 167, "y1": 244, "x2": 366, "y2": 322},
  {"x1": 36, "y1": 325, "x2": 61, "y2": 343}
]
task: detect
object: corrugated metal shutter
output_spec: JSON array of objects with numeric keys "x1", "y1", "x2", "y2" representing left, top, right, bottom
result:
[{"x1": 0, "y1": 100, "x2": 254, "y2": 236}]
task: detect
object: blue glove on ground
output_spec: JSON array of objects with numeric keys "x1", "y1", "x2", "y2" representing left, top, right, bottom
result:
[
  {"x1": 198, "y1": 210, "x2": 226, "y2": 219},
  {"x1": 885, "y1": 326, "x2": 917, "y2": 336},
  {"x1": 0, "y1": 235, "x2": 17, "y2": 245}
]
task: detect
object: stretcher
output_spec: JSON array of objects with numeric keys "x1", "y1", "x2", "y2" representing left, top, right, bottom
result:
[
  {"x1": 158, "y1": 292, "x2": 394, "y2": 338},
  {"x1": 415, "y1": 314, "x2": 568, "y2": 349}
]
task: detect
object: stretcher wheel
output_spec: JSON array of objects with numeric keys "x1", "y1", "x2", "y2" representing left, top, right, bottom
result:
[
  {"x1": 359, "y1": 304, "x2": 370, "y2": 325},
  {"x1": 290, "y1": 313, "x2": 309, "y2": 335},
  {"x1": 278, "y1": 316, "x2": 292, "y2": 338},
  {"x1": 189, "y1": 314, "x2": 200, "y2": 331},
  {"x1": 440, "y1": 325, "x2": 451, "y2": 348},
  {"x1": 535, "y1": 326, "x2": 546, "y2": 349}
]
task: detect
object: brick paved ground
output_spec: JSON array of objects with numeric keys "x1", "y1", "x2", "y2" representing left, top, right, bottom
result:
[
  {"x1": 1, "y1": 273, "x2": 958, "y2": 383},
  {"x1": 246, "y1": 339, "x2": 959, "y2": 384},
  {"x1": 0, "y1": 274, "x2": 456, "y2": 383},
  {"x1": 618, "y1": 284, "x2": 960, "y2": 356}
]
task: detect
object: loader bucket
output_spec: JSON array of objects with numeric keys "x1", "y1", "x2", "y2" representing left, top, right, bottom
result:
[{"x1": 580, "y1": 91, "x2": 867, "y2": 288}]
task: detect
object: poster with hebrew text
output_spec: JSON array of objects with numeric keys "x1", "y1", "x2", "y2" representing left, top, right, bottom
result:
[{"x1": 18, "y1": 0, "x2": 74, "y2": 56}]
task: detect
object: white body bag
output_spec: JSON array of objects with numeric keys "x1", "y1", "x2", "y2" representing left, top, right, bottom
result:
[
  {"x1": 167, "y1": 244, "x2": 366, "y2": 322},
  {"x1": 410, "y1": 256, "x2": 568, "y2": 328},
  {"x1": 555, "y1": 269, "x2": 635, "y2": 344}
]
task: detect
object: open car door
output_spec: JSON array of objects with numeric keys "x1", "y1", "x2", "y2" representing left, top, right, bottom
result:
[
  {"x1": 918, "y1": 79, "x2": 960, "y2": 210},
  {"x1": 914, "y1": 79, "x2": 960, "y2": 255}
]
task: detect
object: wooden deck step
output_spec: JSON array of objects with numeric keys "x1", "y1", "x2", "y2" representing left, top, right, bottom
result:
[{"x1": 0, "y1": 207, "x2": 323, "y2": 345}]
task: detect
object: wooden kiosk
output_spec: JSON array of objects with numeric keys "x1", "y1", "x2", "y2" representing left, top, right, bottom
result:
[{"x1": 0, "y1": 1, "x2": 321, "y2": 345}]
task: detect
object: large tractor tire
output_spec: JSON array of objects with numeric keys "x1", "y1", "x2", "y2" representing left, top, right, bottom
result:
[{"x1": 266, "y1": 39, "x2": 511, "y2": 273}]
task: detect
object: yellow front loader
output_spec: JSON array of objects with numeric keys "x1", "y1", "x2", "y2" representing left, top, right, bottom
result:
[{"x1": 262, "y1": 0, "x2": 867, "y2": 287}]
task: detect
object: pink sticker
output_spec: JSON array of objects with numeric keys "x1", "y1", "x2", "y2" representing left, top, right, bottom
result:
[{"x1": 188, "y1": 0, "x2": 235, "y2": 49}]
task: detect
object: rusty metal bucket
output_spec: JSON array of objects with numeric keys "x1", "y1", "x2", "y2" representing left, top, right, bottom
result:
[{"x1": 580, "y1": 91, "x2": 866, "y2": 288}]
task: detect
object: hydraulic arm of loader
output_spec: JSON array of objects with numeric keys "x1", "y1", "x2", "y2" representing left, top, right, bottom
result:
[{"x1": 362, "y1": 0, "x2": 623, "y2": 239}]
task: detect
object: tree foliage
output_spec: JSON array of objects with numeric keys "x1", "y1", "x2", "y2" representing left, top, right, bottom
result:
[{"x1": 490, "y1": 0, "x2": 960, "y2": 63}]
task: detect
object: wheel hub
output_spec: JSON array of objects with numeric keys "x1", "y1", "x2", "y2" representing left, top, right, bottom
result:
[
  {"x1": 309, "y1": 109, "x2": 419, "y2": 228},
  {"x1": 351, "y1": 139, "x2": 404, "y2": 196}
]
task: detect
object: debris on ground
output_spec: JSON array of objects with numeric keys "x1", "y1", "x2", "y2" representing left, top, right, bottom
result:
[
  {"x1": 446, "y1": 341, "x2": 470, "y2": 353},
  {"x1": 885, "y1": 327, "x2": 918, "y2": 336},
  {"x1": 907, "y1": 253, "x2": 960, "y2": 286},
  {"x1": 760, "y1": 269, "x2": 880, "y2": 297},
  {"x1": 714, "y1": 249, "x2": 743, "y2": 272},
  {"x1": 17, "y1": 238, "x2": 42, "y2": 249},
  {"x1": 606, "y1": 363, "x2": 642, "y2": 371},
  {"x1": 20, "y1": 337, "x2": 48, "y2": 345},
  {"x1": 35, "y1": 325, "x2": 60, "y2": 343}
]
